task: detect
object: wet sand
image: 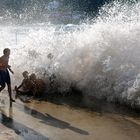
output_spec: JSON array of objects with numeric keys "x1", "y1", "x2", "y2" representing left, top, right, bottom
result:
[{"x1": 0, "y1": 94, "x2": 140, "y2": 140}]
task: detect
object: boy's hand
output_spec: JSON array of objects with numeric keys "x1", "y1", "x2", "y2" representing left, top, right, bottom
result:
[
  {"x1": 11, "y1": 70, "x2": 14, "y2": 74},
  {"x1": 9, "y1": 68, "x2": 14, "y2": 74}
]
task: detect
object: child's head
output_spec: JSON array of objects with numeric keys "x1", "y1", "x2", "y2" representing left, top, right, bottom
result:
[
  {"x1": 22, "y1": 71, "x2": 29, "y2": 78},
  {"x1": 30, "y1": 73, "x2": 36, "y2": 81},
  {"x1": 3, "y1": 48, "x2": 10, "y2": 56}
]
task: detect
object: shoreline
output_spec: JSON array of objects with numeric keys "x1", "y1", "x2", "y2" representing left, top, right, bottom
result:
[
  {"x1": 0, "y1": 91, "x2": 140, "y2": 140},
  {"x1": 45, "y1": 92, "x2": 140, "y2": 118}
]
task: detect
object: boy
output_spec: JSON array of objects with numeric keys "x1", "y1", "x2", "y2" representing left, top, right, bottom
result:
[
  {"x1": 0, "y1": 48, "x2": 15, "y2": 102},
  {"x1": 15, "y1": 71, "x2": 32, "y2": 97},
  {"x1": 29, "y1": 73, "x2": 46, "y2": 97}
]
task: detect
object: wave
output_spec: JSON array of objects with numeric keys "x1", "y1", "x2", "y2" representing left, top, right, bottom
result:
[{"x1": 0, "y1": 1, "x2": 140, "y2": 109}]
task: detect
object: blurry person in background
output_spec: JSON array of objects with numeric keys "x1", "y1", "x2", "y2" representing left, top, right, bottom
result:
[
  {"x1": 15, "y1": 72, "x2": 46, "y2": 98},
  {"x1": 15, "y1": 71, "x2": 32, "y2": 97},
  {"x1": 29, "y1": 73, "x2": 46, "y2": 98}
]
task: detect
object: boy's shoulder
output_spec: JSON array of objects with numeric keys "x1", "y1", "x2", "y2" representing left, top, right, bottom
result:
[
  {"x1": 0, "y1": 55, "x2": 4, "y2": 59},
  {"x1": 0, "y1": 55, "x2": 4, "y2": 63},
  {"x1": 0, "y1": 55, "x2": 8, "y2": 60}
]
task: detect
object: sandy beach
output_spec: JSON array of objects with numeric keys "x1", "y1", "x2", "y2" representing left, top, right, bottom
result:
[{"x1": 0, "y1": 92, "x2": 139, "y2": 140}]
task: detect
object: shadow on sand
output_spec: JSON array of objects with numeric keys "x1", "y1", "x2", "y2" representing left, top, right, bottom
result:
[
  {"x1": 15, "y1": 103, "x2": 89, "y2": 135},
  {"x1": 0, "y1": 107, "x2": 49, "y2": 140}
]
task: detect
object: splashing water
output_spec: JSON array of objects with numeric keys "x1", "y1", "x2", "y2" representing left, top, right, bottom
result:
[{"x1": 0, "y1": 1, "x2": 140, "y2": 108}]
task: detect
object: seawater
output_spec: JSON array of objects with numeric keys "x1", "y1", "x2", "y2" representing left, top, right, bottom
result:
[{"x1": 0, "y1": 1, "x2": 140, "y2": 108}]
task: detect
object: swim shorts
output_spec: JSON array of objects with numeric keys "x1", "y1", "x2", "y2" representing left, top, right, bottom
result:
[{"x1": 0, "y1": 69, "x2": 11, "y2": 86}]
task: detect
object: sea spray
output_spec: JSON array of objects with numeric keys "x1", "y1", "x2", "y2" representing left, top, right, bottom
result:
[{"x1": 0, "y1": 1, "x2": 140, "y2": 108}]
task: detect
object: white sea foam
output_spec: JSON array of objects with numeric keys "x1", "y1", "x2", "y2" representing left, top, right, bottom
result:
[{"x1": 0, "y1": 1, "x2": 140, "y2": 108}]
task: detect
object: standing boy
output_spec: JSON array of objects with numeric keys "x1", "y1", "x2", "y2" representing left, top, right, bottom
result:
[{"x1": 0, "y1": 48, "x2": 15, "y2": 102}]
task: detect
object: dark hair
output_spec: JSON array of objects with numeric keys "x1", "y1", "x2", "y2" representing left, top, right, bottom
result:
[
  {"x1": 30, "y1": 73, "x2": 36, "y2": 80},
  {"x1": 3, "y1": 48, "x2": 10, "y2": 54},
  {"x1": 22, "y1": 71, "x2": 29, "y2": 76}
]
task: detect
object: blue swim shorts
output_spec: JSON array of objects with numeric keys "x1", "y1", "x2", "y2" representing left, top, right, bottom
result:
[{"x1": 0, "y1": 69, "x2": 11, "y2": 86}]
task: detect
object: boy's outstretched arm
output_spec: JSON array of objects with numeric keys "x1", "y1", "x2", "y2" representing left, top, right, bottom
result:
[
  {"x1": 8, "y1": 65, "x2": 14, "y2": 74},
  {"x1": 16, "y1": 80, "x2": 24, "y2": 90}
]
